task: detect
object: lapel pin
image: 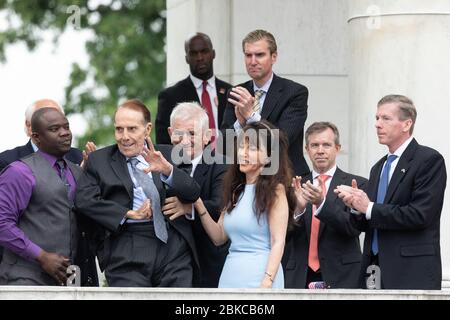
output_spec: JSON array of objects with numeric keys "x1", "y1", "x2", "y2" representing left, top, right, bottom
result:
[
  {"x1": 219, "y1": 88, "x2": 226, "y2": 94},
  {"x1": 401, "y1": 168, "x2": 406, "y2": 173}
]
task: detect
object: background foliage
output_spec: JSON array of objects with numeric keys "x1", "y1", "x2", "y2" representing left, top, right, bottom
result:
[{"x1": 0, "y1": 0, "x2": 166, "y2": 147}]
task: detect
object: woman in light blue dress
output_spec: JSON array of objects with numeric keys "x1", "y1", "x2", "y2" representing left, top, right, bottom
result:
[{"x1": 194, "y1": 121, "x2": 296, "y2": 288}]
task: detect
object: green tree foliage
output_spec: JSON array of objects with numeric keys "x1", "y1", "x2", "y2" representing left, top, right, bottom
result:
[{"x1": 0, "y1": 0, "x2": 166, "y2": 147}]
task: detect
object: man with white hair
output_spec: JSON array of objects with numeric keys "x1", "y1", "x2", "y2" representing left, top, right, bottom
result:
[
  {"x1": 163, "y1": 101, "x2": 229, "y2": 287},
  {"x1": 0, "y1": 99, "x2": 83, "y2": 172}
]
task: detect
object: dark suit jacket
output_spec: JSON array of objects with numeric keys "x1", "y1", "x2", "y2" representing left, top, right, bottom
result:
[
  {"x1": 221, "y1": 74, "x2": 309, "y2": 176},
  {"x1": 0, "y1": 140, "x2": 98, "y2": 286},
  {"x1": 282, "y1": 168, "x2": 367, "y2": 289},
  {"x1": 0, "y1": 140, "x2": 83, "y2": 172},
  {"x1": 189, "y1": 155, "x2": 229, "y2": 288},
  {"x1": 74, "y1": 144, "x2": 202, "y2": 283},
  {"x1": 353, "y1": 138, "x2": 446, "y2": 289},
  {"x1": 156, "y1": 76, "x2": 232, "y2": 144}
]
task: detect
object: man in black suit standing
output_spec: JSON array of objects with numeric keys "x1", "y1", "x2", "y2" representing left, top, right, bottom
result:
[
  {"x1": 75, "y1": 99, "x2": 201, "y2": 287},
  {"x1": 222, "y1": 29, "x2": 309, "y2": 176},
  {"x1": 0, "y1": 99, "x2": 98, "y2": 287},
  {"x1": 162, "y1": 102, "x2": 229, "y2": 287},
  {"x1": 335, "y1": 95, "x2": 447, "y2": 289},
  {"x1": 283, "y1": 122, "x2": 366, "y2": 289},
  {"x1": 156, "y1": 33, "x2": 232, "y2": 145},
  {"x1": 0, "y1": 99, "x2": 82, "y2": 172}
]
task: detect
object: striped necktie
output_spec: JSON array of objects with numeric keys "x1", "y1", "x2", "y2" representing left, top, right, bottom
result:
[{"x1": 253, "y1": 90, "x2": 263, "y2": 113}]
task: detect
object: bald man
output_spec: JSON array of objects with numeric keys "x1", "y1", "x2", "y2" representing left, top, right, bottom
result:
[
  {"x1": 0, "y1": 100, "x2": 97, "y2": 286},
  {"x1": 156, "y1": 32, "x2": 232, "y2": 144},
  {"x1": 0, "y1": 108, "x2": 81, "y2": 285},
  {"x1": 0, "y1": 99, "x2": 83, "y2": 172}
]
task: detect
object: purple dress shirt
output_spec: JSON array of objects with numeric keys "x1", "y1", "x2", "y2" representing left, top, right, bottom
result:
[{"x1": 0, "y1": 151, "x2": 76, "y2": 261}]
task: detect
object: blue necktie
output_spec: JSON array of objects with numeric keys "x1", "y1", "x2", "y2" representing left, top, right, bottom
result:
[
  {"x1": 372, "y1": 154, "x2": 398, "y2": 255},
  {"x1": 129, "y1": 158, "x2": 168, "y2": 243}
]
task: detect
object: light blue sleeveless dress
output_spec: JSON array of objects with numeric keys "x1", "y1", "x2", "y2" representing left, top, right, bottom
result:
[{"x1": 218, "y1": 184, "x2": 284, "y2": 288}]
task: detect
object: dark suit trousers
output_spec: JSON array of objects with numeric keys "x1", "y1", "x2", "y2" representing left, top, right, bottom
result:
[{"x1": 105, "y1": 222, "x2": 193, "y2": 287}]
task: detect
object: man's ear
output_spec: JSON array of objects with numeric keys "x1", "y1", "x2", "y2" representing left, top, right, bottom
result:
[
  {"x1": 31, "y1": 132, "x2": 40, "y2": 146},
  {"x1": 168, "y1": 127, "x2": 173, "y2": 137},
  {"x1": 145, "y1": 122, "x2": 152, "y2": 136},
  {"x1": 203, "y1": 129, "x2": 212, "y2": 146},
  {"x1": 271, "y1": 52, "x2": 278, "y2": 64}
]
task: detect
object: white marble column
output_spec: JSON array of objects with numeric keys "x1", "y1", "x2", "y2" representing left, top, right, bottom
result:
[{"x1": 348, "y1": 0, "x2": 450, "y2": 284}]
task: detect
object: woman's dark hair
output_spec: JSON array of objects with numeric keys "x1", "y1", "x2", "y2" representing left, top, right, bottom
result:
[{"x1": 222, "y1": 120, "x2": 296, "y2": 228}]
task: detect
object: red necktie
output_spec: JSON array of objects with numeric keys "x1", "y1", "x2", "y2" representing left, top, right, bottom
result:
[
  {"x1": 308, "y1": 174, "x2": 329, "y2": 272},
  {"x1": 201, "y1": 81, "x2": 216, "y2": 146}
]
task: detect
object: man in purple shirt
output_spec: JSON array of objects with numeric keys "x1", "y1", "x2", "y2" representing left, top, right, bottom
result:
[{"x1": 0, "y1": 108, "x2": 82, "y2": 285}]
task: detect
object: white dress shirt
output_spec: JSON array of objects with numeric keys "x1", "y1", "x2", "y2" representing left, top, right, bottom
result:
[{"x1": 190, "y1": 74, "x2": 219, "y2": 130}]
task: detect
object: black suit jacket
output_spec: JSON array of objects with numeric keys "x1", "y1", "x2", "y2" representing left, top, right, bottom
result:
[
  {"x1": 353, "y1": 138, "x2": 446, "y2": 289},
  {"x1": 282, "y1": 168, "x2": 367, "y2": 289},
  {"x1": 221, "y1": 74, "x2": 310, "y2": 176},
  {"x1": 0, "y1": 140, "x2": 83, "y2": 172},
  {"x1": 74, "y1": 144, "x2": 202, "y2": 283},
  {"x1": 156, "y1": 76, "x2": 233, "y2": 144},
  {"x1": 188, "y1": 156, "x2": 229, "y2": 288}
]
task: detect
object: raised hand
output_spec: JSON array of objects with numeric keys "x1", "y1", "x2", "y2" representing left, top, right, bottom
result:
[
  {"x1": 334, "y1": 180, "x2": 369, "y2": 213},
  {"x1": 292, "y1": 176, "x2": 308, "y2": 212},
  {"x1": 302, "y1": 179, "x2": 325, "y2": 206},
  {"x1": 227, "y1": 86, "x2": 255, "y2": 121},
  {"x1": 81, "y1": 141, "x2": 97, "y2": 168},
  {"x1": 141, "y1": 137, "x2": 173, "y2": 176},
  {"x1": 162, "y1": 196, "x2": 192, "y2": 221}
]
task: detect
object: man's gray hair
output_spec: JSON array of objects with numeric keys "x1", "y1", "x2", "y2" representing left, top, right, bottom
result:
[
  {"x1": 170, "y1": 102, "x2": 209, "y2": 131},
  {"x1": 24, "y1": 99, "x2": 64, "y2": 136},
  {"x1": 377, "y1": 94, "x2": 417, "y2": 134}
]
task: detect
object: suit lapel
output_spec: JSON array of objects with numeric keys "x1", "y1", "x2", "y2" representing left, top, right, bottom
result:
[
  {"x1": 184, "y1": 77, "x2": 201, "y2": 103},
  {"x1": 193, "y1": 161, "x2": 209, "y2": 187},
  {"x1": 384, "y1": 139, "x2": 418, "y2": 203},
  {"x1": 369, "y1": 157, "x2": 385, "y2": 201},
  {"x1": 216, "y1": 79, "x2": 228, "y2": 127},
  {"x1": 261, "y1": 74, "x2": 283, "y2": 120},
  {"x1": 111, "y1": 148, "x2": 133, "y2": 199},
  {"x1": 318, "y1": 168, "x2": 344, "y2": 239},
  {"x1": 152, "y1": 171, "x2": 165, "y2": 205}
]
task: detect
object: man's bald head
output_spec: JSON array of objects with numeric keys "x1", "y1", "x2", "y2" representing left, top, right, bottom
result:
[
  {"x1": 25, "y1": 99, "x2": 64, "y2": 137},
  {"x1": 31, "y1": 108, "x2": 72, "y2": 157},
  {"x1": 31, "y1": 108, "x2": 64, "y2": 134},
  {"x1": 184, "y1": 32, "x2": 213, "y2": 53}
]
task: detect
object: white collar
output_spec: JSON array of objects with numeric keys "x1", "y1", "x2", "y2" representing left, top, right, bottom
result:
[
  {"x1": 389, "y1": 136, "x2": 413, "y2": 159},
  {"x1": 253, "y1": 72, "x2": 274, "y2": 93},
  {"x1": 190, "y1": 74, "x2": 216, "y2": 90},
  {"x1": 30, "y1": 140, "x2": 39, "y2": 152},
  {"x1": 312, "y1": 165, "x2": 337, "y2": 180},
  {"x1": 191, "y1": 153, "x2": 203, "y2": 172}
]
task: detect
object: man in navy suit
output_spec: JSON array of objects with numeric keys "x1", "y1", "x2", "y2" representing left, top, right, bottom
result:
[
  {"x1": 156, "y1": 33, "x2": 232, "y2": 145},
  {"x1": 222, "y1": 29, "x2": 309, "y2": 176},
  {"x1": 335, "y1": 94, "x2": 447, "y2": 289},
  {"x1": 283, "y1": 122, "x2": 366, "y2": 289}
]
